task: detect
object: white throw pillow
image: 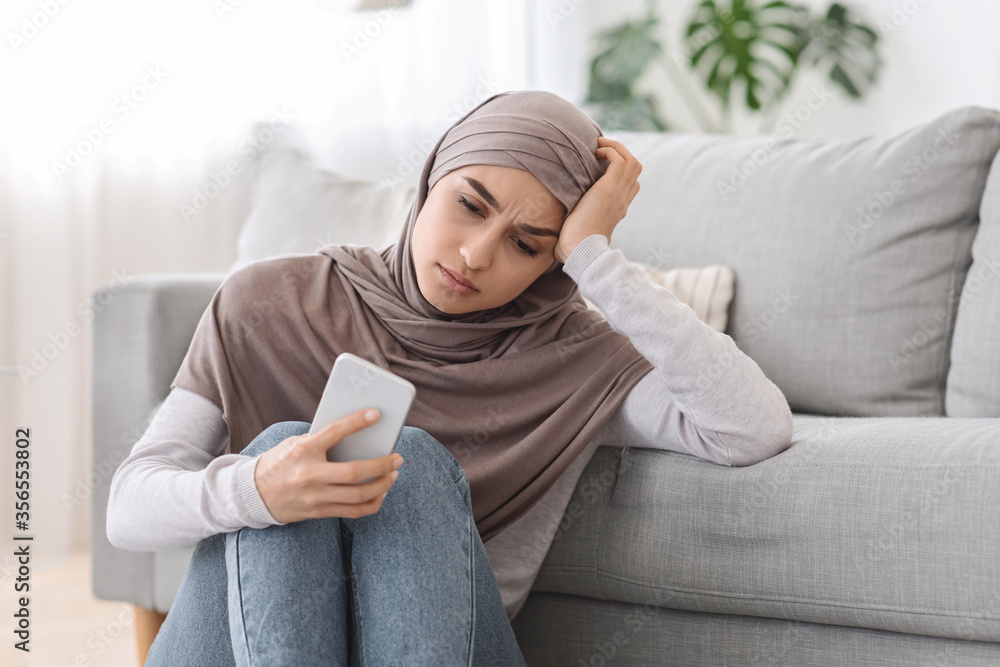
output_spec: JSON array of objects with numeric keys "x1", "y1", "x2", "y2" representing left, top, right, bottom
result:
[
  {"x1": 583, "y1": 263, "x2": 735, "y2": 333},
  {"x1": 231, "y1": 122, "x2": 416, "y2": 272}
]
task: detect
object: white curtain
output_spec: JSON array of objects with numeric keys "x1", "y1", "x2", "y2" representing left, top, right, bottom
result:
[{"x1": 0, "y1": 0, "x2": 587, "y2": 560}]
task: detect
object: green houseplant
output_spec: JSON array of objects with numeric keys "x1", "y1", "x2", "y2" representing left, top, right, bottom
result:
[{"x1": 586, "y1": 0, "x2": 882, "y2": 133}]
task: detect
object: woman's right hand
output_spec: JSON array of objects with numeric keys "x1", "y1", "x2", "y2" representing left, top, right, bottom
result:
[{"x1": 253, "y1": 408, "x2": 404, "y2": 524}]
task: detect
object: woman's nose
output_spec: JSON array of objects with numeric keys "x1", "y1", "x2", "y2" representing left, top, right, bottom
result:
[{"x1": 459, "y1": 229, "x2": 494, "y2": 271}]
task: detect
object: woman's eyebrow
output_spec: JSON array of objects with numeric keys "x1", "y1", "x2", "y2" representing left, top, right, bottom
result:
[
  {"x1": 517, "y1": 222, "x2": 560, "y2": 238},
  {"x1": 463, "y1": 177, "x2": 505, "y2": 213},
  {"x1": 462, "y1": 176, "x2": 560, "y2": 238}
]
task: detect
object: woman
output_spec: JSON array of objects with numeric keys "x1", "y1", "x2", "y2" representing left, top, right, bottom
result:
[{"x1": 108, "y1": 90, "x2": 793, "y2": 665}]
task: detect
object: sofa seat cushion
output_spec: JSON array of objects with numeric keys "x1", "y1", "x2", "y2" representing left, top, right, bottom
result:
[
  {"x1": 513, "y1": 593, "x2": 1000, "y2": 667},
  {"x1": 606, "y1": 107, "x2": 1000, "y2": 417},
  {"x1": 532, "y1": 415, "x2": 1000, "y2": 642}
]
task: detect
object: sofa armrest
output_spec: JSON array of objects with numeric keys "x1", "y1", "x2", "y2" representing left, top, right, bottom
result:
[{"x1": 90, "y1": 273, "x2": 225, "y2": 612}]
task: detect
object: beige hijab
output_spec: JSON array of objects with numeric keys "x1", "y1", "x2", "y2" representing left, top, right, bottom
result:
[{"x1": 172, "y1": 90, "x2": 654, "y2": 542}]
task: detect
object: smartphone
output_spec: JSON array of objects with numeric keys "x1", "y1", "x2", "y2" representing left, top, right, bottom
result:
[{"x1": 309, "y1": 353, "x2": 416, "y2": 473}]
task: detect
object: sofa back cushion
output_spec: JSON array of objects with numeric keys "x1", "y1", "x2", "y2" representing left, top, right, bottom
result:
[
  {"x1": 232, "y1": 122, "x2": 416, "y2": 273},
  {"x1": 947, "y1": 154, "x2": 1000, "y2": 417},
  {"x1": 607, "y1": 106, "x2": 1000, "y2": 417}
]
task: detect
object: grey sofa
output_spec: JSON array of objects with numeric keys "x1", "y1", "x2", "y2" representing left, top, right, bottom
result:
[{"x1": 94, "y1": 107, "x2": 1000, "y2": 665}]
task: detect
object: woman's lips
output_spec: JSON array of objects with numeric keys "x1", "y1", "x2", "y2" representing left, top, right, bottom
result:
[{"x1": 439, "y1": 265, "x2": 478, "y2": 295}]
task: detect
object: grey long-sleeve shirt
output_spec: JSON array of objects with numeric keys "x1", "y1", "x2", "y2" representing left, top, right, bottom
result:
[{"x1": 106, "y1": 232, "x2": 794, "y2": 621}]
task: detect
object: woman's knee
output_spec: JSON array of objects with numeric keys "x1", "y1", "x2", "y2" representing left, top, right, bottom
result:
[
  {"x1": 240, "y1": 421, "x2": 311, "y2": 457},
  {"x1": 393, "y1": 426, "x2": 464, "y2": 479},
  {"x1": 374, "y1": 426, "x2": 472, "y2": 513}
]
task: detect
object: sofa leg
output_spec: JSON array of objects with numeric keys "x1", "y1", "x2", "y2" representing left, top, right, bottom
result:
[{"x1": 134, "y1": 605, "x2": 167, "y2": 665}]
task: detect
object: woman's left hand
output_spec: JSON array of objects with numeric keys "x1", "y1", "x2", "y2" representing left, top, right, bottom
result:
[{"x1": 553, "y1": 136, "x2": 642, "y2": 264}]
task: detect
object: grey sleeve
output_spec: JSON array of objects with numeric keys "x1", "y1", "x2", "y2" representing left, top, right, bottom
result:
[
  {"x1": 106, "y1": 387, "x2": 285, "y2": 552},
  {"x1": 563, "y1": 234, "x2": 794, "y2": 466}
]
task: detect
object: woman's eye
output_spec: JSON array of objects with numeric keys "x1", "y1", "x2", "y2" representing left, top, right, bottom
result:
[
  {"x1": 457, "y1": 196, "x2": 483, "y2": 217},
  {"x1": 458, "y1": 195, "x2": 537, "y2": 258},
  {"x1": 515, "y1": 239, "x2": 538, "y2": 257}
]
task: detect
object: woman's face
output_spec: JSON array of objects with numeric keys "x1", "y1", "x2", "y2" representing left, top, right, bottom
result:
[{"x1": 411, "y1": 164, "x2": 567, "y2": 315}]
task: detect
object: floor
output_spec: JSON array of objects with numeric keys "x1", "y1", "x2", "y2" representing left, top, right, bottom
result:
[{"x1": 2, "y1": 545, "x2": 138, "y2": 667}]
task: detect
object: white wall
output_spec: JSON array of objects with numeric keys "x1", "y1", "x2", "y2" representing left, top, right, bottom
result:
[{"x1": 587, "y1": 0, "x2": 1000, "y2": 139}]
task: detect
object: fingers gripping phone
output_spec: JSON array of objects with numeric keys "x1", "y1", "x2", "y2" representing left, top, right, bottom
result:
[{"x1": 309, "y1": 353, "x2": 416, "y2": 466}]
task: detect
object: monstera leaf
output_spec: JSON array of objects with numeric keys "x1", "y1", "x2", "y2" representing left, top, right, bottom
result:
[
  {"x1": 587, "y1": 96, "x2": 669, "y2": 132},
  {"x1": 685, "y1": 0, "x2": 808, "y2": 112},
  {"x1": 803, "y1": 2, "x2": 881, "y2": 98},
  {"x1": 590, "y1": 15, "x2": 662, "y2": 96},
  {"x1": 587, "y1": 12, "x2": 670, "y2": 130}
]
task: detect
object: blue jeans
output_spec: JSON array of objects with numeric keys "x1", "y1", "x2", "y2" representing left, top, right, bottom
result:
[{"x1": 145, "y1": 421, "x2": 526, "y2": 666}]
